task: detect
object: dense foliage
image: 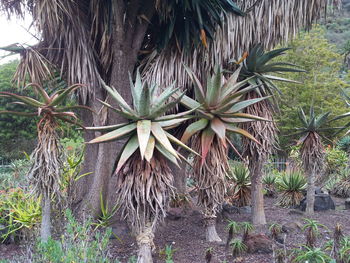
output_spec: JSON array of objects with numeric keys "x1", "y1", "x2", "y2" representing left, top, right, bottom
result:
[
  {"x1": 0, "y1": 61, "x2": 36, "y2": 160},
  {"x1": 277, "y1": 27, "x2": 350, "y2": 149}
]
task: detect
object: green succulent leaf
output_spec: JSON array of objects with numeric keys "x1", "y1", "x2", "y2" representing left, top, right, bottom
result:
[
  {"x1": 88, "y1": 123, "x2": 137, "y2": 144},
  {"x1": 84, "y1": 123, "x2": 129, "y2": 132},
  {"x1": 210, "y1": 117, "x2": 226, "y2": 139},
  {"x1": 151, "y1": 122, "x2": 178, "y2": 158},
  {"x1": 155, "y1": 142, "x2": 179, "y2": 166},
  {"x1": 144, "y1": 135, "x2": 156, "y2": 162},
  {"x1": 181, "y1": 118, "x2": 209, "y2": 143},
  {"x1": 49, "y1": 84, "x2": 83, "y2": 107},
  {"x1": 225, "y1": 124, "x2": 259, "y2": 144},
  {"x1": 0, "y1": 91, "x2": 44, "y2": 108},
  {"x1": 115, "y1": 135, "x2": 139, "y2": 174},
  {"x1": 137, "y1": 120, "x2": 152, "y2": 160},
  {"x1": 165, "y1": 131, "x2": 200, "y2": 157}
]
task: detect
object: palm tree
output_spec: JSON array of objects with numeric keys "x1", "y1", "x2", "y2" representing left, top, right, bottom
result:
[
  {"x1": 296, "y1": 107, "x2": 331, "y2": 214},
  {"x1": 0, "y1": 0, "x2": 337, "y2": 216},
  {"x1": 238, "y1": 44, "x2": 304, "y2": 226},
  {"x1": 178, "y1": 66, "x2": 268, "y2": 242},
  {"x1": 0, "y1": 83, "x2": 88, "y2": 241},
  {"x1": 86, "y1": 71, "x2": 198, "y2": 262}
]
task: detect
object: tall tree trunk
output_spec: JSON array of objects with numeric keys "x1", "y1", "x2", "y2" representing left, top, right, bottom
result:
[
  {"x1": 41, "y1": 196, "x2": 51, "y2": 242},
  {"x1": 306, "y1": 169, "x2": 315, "y2": 215},
  {"x1": 73, "y1": 0, "x2": 155, "y2": 218},
  {"x1": 250, "y1": 156, "x2": 267, "y2": 226}
]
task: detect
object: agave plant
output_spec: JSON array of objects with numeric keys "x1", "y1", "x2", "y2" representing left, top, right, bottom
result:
[
  {"x1": 277, "y1": 171, "x2": 307, "y2": 208},
  {"x1": 86, "y1": 71, "x2": 198, "y2": 262},
  {"x1": 0, "y1": 83, "x2": 87, "y2": 241},
  {"x1": 263, "y1": 173, "x2": 277, "y2": 197},
  {"x1": 295, "y1": 106, "x2": 333, "y2": 214},
  {"x1": 227, "y1": 162, "x2": 251, "y2": 207},
  {"x1": 235, "y1": 44, "x2": 305, "y2": 226},
  {"x1": 175, "y1": 66, "x2": 267, "y2": 242}
]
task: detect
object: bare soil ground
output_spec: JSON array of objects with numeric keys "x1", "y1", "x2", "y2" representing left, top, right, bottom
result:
[
  {"x1": 1, "y1": 196, "x2": 350, "y2": 262},
  {"x1": 110, "y1": 196, "x2": 350, "y2": 263}
]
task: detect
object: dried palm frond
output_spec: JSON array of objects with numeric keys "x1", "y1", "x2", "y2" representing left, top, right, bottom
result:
[
  {"x1": 142, "y1": 0, "x2": 335, "y2": 89},
  {"x1": 241, "y1": 92, "x2": 277, "y2": 164},
  {"x1": 29, "y1": 115, "x2": 62, "y2": 199},
  {"x1": 116, "y1": 152, "x2": 173, "y2": 234},
  {"x1": 0, "y1": 0, "x2": 102, "y2": 103},
  {"x1": 193, "y1": 134, "x2": 227, "y2": 217}
]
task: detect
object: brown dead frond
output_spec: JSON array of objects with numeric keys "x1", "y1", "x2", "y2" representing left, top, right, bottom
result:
[
  {"x1": 192, "y1": 134, "x2": 228, "y2": 218},
  {"x1": 116, "y1": 152, "x2": 174, "y2": 234},
  {"x1": 28, "y1": 114, "x2": 62, "y2": 200},
  {"x1": 141, "y1": 0, "x2": 335, "y2": 90}
]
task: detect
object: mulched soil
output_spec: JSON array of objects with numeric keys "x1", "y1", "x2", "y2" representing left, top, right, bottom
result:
[
  {"x1": 1, "y1": 196, "x2": 350, "y2": 262},
  {"x1": 110, "y1": 196, "x2": 350, "y2": 263}
]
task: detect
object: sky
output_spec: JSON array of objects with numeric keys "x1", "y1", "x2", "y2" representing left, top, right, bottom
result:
[{"x1": 0, "y1": 14, "x2": 37, "y2": 64}]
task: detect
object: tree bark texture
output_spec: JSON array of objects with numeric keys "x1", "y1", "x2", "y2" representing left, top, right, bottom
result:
[
  {"x1": 205, "y1": 218, "x2": 222, "y2": 243},
  {"x1": 40, "y1": 196, "x2": 51, "y2": 242},
  {"x1": 250, "y1": 156, "x2": 267, "y2": 226},
  {"x1": 73, "y1": 0, "x2": 156, "y2": 218},
  {"x1": 306, "y1": 169, "x2": 316, "y2": 215}
]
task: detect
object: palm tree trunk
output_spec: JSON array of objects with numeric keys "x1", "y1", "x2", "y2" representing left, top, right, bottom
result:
[
  {"x1": 73, "y1": 1, "x2": 155, "y2": 218},
  {"x1": 40, "y1": 196, "x2": 51, "y2": 242},
  {"x1": 250, "y1": 157, "x2": 266, "y2": 226},
  {"x1": 205, "y1": 218, "x2": 222, "y2": 242},
  {"x1": 306, "y1": 169, "x2": 315, "y2": 214}
]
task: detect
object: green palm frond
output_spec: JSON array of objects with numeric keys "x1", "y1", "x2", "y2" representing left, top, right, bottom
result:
[
  {"x1": 237, "y1": 44, "x2": 305, "y2": 97},
  {"x1": 153, "y1": 0, "x2": 245, "y2": 50},
  {"x1": 87, "y1": 70, "x2": 199, "y2": 173}
]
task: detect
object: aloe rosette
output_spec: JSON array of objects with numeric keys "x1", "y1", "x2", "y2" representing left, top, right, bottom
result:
[
  {"x1": 174, "y1": 66, "x2": 268, "y2": 242},
  {"x1": 0, "y1": 83, "x2": 88, "y2": 241},
  {"x1": 86, "y1": 71, "x2": 198, "y2": 260}
]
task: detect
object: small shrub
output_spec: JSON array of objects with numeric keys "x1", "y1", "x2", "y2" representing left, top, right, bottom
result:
[
  {"x1": 294, "y1": 246, "x2": 332, "y2": 263},
  {"x1": 331, "y1": 169, "x2": 350, "y2": 197},
  {"x1": 263, "y1": 174, "x2": 277, "y2": 197},
  {"x1": 26, "y1": 209, "x2": 113, "y2": 263},
  {"x1": 277, "y1": 171, "x2": 306, "y2": 208},
  {"x1": 230, "y1": 238, "x2": 247, "y2": 257},
  {"x1": 0, "y1": 188, "x2": 41, "y2": 242},
  {"x1": 226, "y1": 162, "x2": 251, "y2": 207},
  {"x1": 159, "y1": 245, "x2": 177, "y2": 263},
  {"x1": 269, "y1": 223, "x2": 282, "y2": 240},
  {"x1": 302, "y1": 218, "x2": 327, "y2": 248}
]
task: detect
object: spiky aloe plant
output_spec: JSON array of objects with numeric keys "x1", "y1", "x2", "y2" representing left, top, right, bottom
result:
[
  {"x1": 0, "y1": 83, "x2": 87, "y2": 241},
  {"x1": 86, "y1": 72, "x2": 198, "y2": 263},
  {"x1": 296, "y1": 107, "x2": 332, "y2": 214},
  {"x1": 277, "y1": 171, "x2": 307, "y2": 208},
  {"x1": 235, "y1": 44, "x2": 305, "y2": 226},
  {"x1": 227, "y1": 162, "x2": 251, "y2": 207},
  {"x1": 176, "y1": 66, "x2": 267, "y2": 242}
]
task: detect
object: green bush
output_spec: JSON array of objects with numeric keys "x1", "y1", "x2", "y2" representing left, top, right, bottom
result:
[
  {"x1": 325, "y1": 147, "x2": 347, "y2": 176},
  {"x1": 227, "y1": 161, "x2": 251, "y2": 207},
  {"x1": 277, "y1": 171, "x2": 307, "y2": 208},
  {"x1": 26, "y1": 210, "x2": 115, "y2": 263}
]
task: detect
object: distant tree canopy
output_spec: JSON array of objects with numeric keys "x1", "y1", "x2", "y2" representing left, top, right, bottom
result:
[
  {"x1": 0, "y1": 60, "x2": 37, "y2": 160},
  {"x1": 277, "y1": 27, "x2": 350, "y2": 151}
]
